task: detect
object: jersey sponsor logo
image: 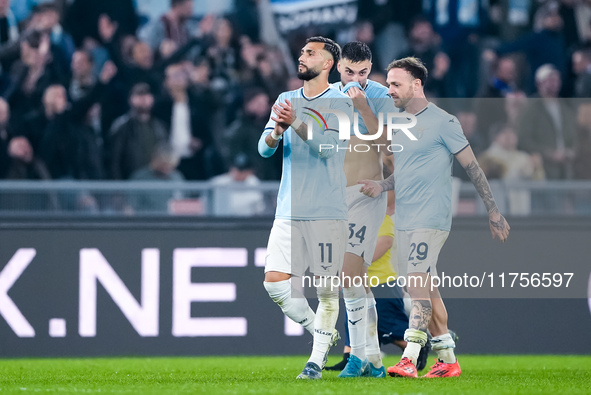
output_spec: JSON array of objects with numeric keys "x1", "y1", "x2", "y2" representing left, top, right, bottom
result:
[{"x1": 414, "y1": 128, "x2": 426, "y2": 140}]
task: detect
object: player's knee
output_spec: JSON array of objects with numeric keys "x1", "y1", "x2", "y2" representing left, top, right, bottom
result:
[
  {"x1": 316, "y1": 281, "x2": 338, "y2": 299},
  {"x1": 404, "y1": 328, "x2": 428, "y2": 347},
  {"x1": 406, "y1": 283, "x2": 430, "y2": 299},
  {"x1": 263, "y1": 280, "x2": 291, "y2": 305},
  {"x1": 316, "y1": 279, "x2": 339, "y2": 312},
  {"x1": 342, "y1": 284, "x2": 366, "y2": 300}
]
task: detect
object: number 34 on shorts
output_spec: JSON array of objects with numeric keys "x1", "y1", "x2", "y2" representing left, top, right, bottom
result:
[{"x1": 348, "y1": 223, "x2": 367, "y2": 246}]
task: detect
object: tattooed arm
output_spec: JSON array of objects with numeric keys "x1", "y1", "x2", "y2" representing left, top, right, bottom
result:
[{"x1": 455, "y1": 146, "x2": 511, "y2": 242}]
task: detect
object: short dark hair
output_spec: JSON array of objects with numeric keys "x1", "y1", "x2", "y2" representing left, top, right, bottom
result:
[
  {"x1": 171, "y1": 0, "x2": 192, "y2": 8},
  {"x1": 32, "y1": 2, "x2": 59, "y2": 15},
  {"x1": 386, "y1": 57, "x2": 428, "y2": 86},
  {"x1": 130, "y1": 82, "x2": 152, "y2": 97},
  {"x1": 306, "y1": 36, "x2": 341, "y2": 73},
  {"x1": 22, "y1": 29, "x2": 43, "y2": 49},
  {"x1": 341, "y1": 41, "x2": 372, "y2": 63}
]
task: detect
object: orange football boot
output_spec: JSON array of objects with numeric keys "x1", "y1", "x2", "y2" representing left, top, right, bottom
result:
[
  {"x1": 423, "y1": 359, "x2": 461, "y2": 378},
  {"x1": 387, "y1": 357, "x2": 418, "y2": 378}
]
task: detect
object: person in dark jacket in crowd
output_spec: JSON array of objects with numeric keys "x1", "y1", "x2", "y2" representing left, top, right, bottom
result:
[
  {"x1": 64, "y1": 0, "x2": 138, "y2": 48},
  {"x1": 109, "y1": 82, "x2": 168, "y2": 180},
  {"x1": 15, "y1": 61, "x2": 118, "y2": 180}
]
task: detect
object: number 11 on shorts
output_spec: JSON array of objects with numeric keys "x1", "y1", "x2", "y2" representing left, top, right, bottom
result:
[{"x1": 318, "y1": 243, "x2": 333, "y2": 263}]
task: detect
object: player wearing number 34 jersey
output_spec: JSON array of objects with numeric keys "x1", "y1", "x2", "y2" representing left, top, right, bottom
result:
[{"x1": 330, "y1": 41, "x2": 395, "y2": 378}]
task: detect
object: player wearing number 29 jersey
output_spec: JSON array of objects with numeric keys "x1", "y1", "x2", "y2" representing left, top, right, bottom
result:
[
  {"x1": 391, "y1": 102, "x2": 468, "y2": 232},
  {"x1": 362, "y1": 57, "x2": 509, "y2": 380}
]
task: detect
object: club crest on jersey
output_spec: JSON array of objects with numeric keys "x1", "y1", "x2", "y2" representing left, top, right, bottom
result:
[{"x1": 414, "y1": 128, "x2": 426, "y2": 139}]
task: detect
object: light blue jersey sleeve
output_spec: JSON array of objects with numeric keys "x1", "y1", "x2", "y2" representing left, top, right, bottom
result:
[
  {"x1": 333, "y1": 80, "x2": 393, "y2": 136},
  {"x1": 439, "y1": 115, "x2": 470, "y2": 155},
  {"x1": 258, "y1": 94, "x2": 284, "y2": 158}
]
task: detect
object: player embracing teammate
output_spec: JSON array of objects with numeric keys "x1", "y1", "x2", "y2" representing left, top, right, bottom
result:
[{"x1": 360, "y1": 57, "x2": 510, "y2": 378}]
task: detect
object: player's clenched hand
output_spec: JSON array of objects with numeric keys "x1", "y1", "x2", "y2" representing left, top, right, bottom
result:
[
  {"x1": 346, "y1": 87, "x2": 369, "y2": 110},
  {"x1": 489, "y1": 210, "x2": 510, "y2": 243},
  {"x1": 358, "y1": 180, "x2": 383, "y2": 198},
  {"x1": 271, "y1": 99, "x2": 296, "y2": 130}
]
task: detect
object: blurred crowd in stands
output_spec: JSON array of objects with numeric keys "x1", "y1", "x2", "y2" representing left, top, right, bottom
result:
[{"x1": 0, "y1": 0, "x2": 591, "y2": 190}]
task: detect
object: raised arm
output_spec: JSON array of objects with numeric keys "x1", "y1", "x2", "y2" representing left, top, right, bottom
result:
[{"x1": 455, "y1": 146, "x2": 510, "y2": 242}]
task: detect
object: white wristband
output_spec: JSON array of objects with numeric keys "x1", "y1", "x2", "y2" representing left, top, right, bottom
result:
[
  {"x1": 270, "y1": 131, "x2": 282, "y2": 140},
  {"x1": 291, "y1": 118, "x2": 303, "y2": 130}
]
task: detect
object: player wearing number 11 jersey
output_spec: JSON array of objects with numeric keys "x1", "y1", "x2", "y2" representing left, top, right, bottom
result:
[{"x1": 258, "y1": 36, "x2": 354, "y2": 379}]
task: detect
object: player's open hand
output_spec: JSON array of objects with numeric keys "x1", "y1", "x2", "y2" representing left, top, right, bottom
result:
[
  {"x1": 358, "y1": 180, "x2": 383, "y2": 198},
  {"x1": 271, "y1": 99, "x2": 296, "y2": 129},
  {"x1": 489, "y1": 210, "x2": 510, "y2": 242}
]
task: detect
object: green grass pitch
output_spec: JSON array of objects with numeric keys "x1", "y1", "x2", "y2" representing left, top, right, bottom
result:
[{"x1": 1, "y1": 355, "x2": 590, "y2": 394}]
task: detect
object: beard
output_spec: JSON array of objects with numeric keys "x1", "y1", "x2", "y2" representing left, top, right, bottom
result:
[
  {"x1": 393, "y1": 86, "x2": 414, "y2": 109},
  {"x1": 297, "y1": 66, "x2": 320, "y2": 81}
]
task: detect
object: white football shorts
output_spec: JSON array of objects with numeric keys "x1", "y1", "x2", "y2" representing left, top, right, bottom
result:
[
  {"x1": 395, "y1": 228, "x2": 449, "y2": 279},
  {"x1": 345, "y1": 185, "x2": 388, "y2": 266},
  {"x1": 264, "y1": 219, "x2": 348, "y2": 277}
]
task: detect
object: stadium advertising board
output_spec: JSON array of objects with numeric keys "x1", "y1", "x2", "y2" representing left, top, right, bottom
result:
[{"x1": 0, "y1": 218, "x2": 590, "y2": 356}]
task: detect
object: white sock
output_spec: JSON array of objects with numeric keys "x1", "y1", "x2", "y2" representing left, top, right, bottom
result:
[
  {"x1": 365, "y1": 292, "x2": 382, "y2": 368},
  {"x1": 402, "y1": 328, "x2": 427, "y2": 366},
  {"x1": 343, "y1": 285, "x2": 367, "y2": 360},
  {"x1": 431, "y1": 333, "x2": 456, "y2": 363},
  {"x1": 264, "y1": 280, "x2": 315, "y2": 335},
  {"x1": 402, "y1": 342, "x2": 422, "y2": 366},
  {"x1": 308, "y1": 282, "x2": 339, "y2": 367}
]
